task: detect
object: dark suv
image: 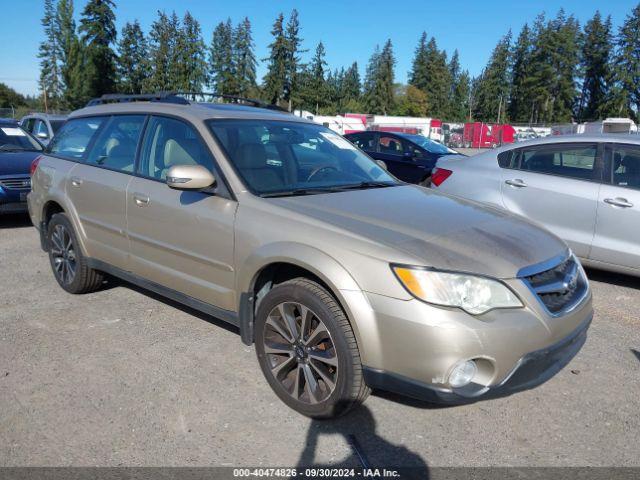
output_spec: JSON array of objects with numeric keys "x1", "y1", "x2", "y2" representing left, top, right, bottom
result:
[{"x1": 345, "y1": 131, "x2": 458, "y2": 186}]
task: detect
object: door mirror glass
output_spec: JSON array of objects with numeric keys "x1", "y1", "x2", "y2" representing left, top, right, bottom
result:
[{"x1": 166, "y1": 164, "x2": 216, "y2": 190}]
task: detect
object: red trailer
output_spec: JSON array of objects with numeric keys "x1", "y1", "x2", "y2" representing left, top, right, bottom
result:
[{"x1": 463, "y1": 122, "x2": 515, "y2": 148}]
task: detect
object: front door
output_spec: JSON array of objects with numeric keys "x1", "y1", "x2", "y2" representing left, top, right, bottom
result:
[
  {"x1": 126, "y1": 115, "x2": 238, "y2": 311},
  {"x1": 590, "y1": 143, "x2": 640, "y2": 271},
  {"x1": 376, "y1": 134, "x2": 418, "y2": 182},
  {"x1": 500, "y1": 142, "x2": 602, "y2": 258}
]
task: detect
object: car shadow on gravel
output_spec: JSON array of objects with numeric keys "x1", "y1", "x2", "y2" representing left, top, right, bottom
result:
[
  {"x1": 584, "y1": 267, "x2": 640, "y2": 290},
  {"x1": 296, "y1": 404, "x2": 429, "y2": 478},
  {"x1": 0, "y1": 213, "x2": 32, "y2": 228}
]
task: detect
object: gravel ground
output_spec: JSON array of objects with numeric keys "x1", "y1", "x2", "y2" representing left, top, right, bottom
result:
[{"x1": 1, "y1": 213, "x2": 639, "y2": 469}]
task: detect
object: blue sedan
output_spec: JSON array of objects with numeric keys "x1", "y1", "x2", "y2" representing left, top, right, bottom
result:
[{"x1": 0, "y1": 118, "x2": 43, "y2": 215}]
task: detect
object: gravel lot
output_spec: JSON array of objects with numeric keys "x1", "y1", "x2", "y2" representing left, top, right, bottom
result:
[{"x1": 1, "y1": 213, "x2": 639, "y2": 469}]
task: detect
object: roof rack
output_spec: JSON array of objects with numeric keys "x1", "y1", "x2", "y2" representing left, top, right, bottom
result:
[
  {"x1": 86, "y1": 91, "x2": 289, "y2": 112},
  {"x1": 86, "y1": 92, "x2": 190, "y2": 107}
]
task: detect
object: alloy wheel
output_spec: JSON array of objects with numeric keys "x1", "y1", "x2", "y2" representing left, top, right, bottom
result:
[
  {"x1": 50, "y1": 224, "x2": 77, "y2": 285},
  {"x1": 263, "y1": 302, "x2": 338, "y2": 404}
]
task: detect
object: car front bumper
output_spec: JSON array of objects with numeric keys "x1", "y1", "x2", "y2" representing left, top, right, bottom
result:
[{"x1": 343, "y1": 272, "x2": 593, "y2": 404}]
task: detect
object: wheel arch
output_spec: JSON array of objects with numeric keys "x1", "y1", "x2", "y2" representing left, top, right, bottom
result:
[{"x1": 237, "y1": 243, "x2": 367, "y2": 350}]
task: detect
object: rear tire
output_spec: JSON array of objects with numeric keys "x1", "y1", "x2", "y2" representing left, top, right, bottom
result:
[
  {"x1": 255, "y1": 278, "x2": 370, "y2": 418},
  {"x1": 47, "y1": 213, "x2": 103, "y2": 294}
]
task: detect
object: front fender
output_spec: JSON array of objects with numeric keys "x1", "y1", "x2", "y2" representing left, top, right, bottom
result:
[{"x1": 237, "y1": 242, "x2": 381, "y2": 364}]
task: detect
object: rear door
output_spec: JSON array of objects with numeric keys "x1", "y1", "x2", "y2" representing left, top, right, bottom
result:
[
  {"x1": 126, "y1": 115, "x2": 237, "y2": 311},
  {"x1": 500, "y1": 142, "x2": 602, "y2": 258},
  {"x1": 60, "y1": 115, "x2": 145, "y2": 269},
  {"x1": 590, "y1": 143, "x2": 640, "y2": 271}
]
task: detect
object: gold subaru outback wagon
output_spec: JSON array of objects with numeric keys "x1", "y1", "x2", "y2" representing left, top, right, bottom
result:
[{"x1": 28, "y1": 93, "x2": 593, "y2": 418}]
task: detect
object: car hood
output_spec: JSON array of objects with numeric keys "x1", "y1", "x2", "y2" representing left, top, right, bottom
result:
[
  {"x1": 0, "y1": 151, "x2": 40, "y2": 176},
  {"x1": 271, "y1": 185, "x2": 567, "y2": 278}
]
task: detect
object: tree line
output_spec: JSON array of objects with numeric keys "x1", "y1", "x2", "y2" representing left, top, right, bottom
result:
[{"x1": 36, "y1": 1, "x2": 640, "y2": 123}]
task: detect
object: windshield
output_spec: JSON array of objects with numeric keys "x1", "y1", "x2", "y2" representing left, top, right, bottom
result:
[
  {"x1": 208, "y1": 120, "x2": 398, "y2": 196},
  {"x1": 0, "y1": 125, "x2": 43, "y2": 152},
  {"x1": 403, "y1": 134, "x2": 456, "y2": 154}
]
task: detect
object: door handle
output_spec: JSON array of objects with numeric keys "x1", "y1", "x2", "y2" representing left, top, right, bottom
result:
[
  {"x1": 604, "y1": 197, "x2": 633, "y2": 208},
  {"x1": 70, "y1": 176, "x2": 82, "y2": 187},
  {"x1": 505, "y1": 179, "x2": 527, "y2": 188},
  {"x1": 133, "y1": 193, "x2": 150, "y2": 206}
]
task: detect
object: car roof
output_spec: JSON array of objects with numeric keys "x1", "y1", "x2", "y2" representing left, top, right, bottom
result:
[
  {"x1": 21, "y1": 113, "x2": 68, "y2": 120},
  {"x1": 0, "y1": 118, "x2": 18, "y2": 126},
  {"x1": 497, "y1": 133, "x2": 640, "y2": 151},
  {"x1": 69, "y1": 99, "x2": 313, "y2": 124}
]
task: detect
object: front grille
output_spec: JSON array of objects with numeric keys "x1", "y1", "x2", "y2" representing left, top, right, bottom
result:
[
  {"x1": 522, "y1": 255, "x2": 587, "y2": 315},
  {"x1": 0, "y1": 177, "x2": 31, "y2": 190}
]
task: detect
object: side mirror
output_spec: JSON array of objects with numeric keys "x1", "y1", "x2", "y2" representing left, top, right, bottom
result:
[
  {"x1": 166, "y1": 165, "x2": 216, "y2": 191},
  {"x1": 375, "y1": 160, "x2": 388, "y2": 170}
]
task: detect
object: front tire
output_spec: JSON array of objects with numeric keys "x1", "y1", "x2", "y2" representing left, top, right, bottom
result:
[
  {"x1": 47, "y1": 213, "x2": 103, "y2": 294},
  {"x1": 255, "y1": 278, "x2": 370, "y2": 418}
]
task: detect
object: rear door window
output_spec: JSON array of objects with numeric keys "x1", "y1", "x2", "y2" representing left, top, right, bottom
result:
[
  {"x1": 349, "y1": 132, "x2": 376, "y2": 151},
  {"x1": 610, "y1": 144, "x2": 640, "y2": 190},
  {"x1": 85, "y1": 115, "x2": 146, "y2": 173},
  {"x1": 516, "y1": 143, "x2": 599, "y2": 181},
  {"x1": 48, "y1": 117, "x2": 107, "y2": 160},
  {"x1": 377, "y1": 135, "x2": 405, "y2": 155}
]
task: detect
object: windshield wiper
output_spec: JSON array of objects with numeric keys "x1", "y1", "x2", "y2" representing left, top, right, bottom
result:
[
  {"x1": 0, "y1": 145, "x2": 27, "y2": 152},
  {"x1": 333, "y1": 181, "x2": 398, "y2": 190},
  {"x1": 261, "y1": 187, "x2": 344, "y2": 198}
]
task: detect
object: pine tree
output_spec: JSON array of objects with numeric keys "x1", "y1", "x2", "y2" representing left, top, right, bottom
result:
[
  {"x1": 172, "y1": 12, "x2": 207, "y2": 93},
  {"x1": 447, "y1": 50, "x2": 461, "y2": 117},
  {"x1": 209, "y1": 19, "x2": 236, "y2": 95},
  {"x1": 473, "y1": 31, "x2": 512, "y2": 122},
  {"x1": 284, "y1": 9, "x2": 304, "y2": 110},
  {"x1": 234, "y1": 17, "x2": 257, "y2": 97},
  {"x1": 579, "y1": 12, "x2": 614, "y2": 120},
  {"x1": 38, "y1": 0, "x2": 62, "y2": 111},
  {"x1": 56, "y1": 0, "x2": 85, "y2": 109},
  {"x1": 145, "y1": 11, "x2": 177, "y2": 92},
  {"x1": 79, "y1": 0, "x2": 118, "y2": 100},
  {"x1": 117, "y1": 20, "x2": 149, "y2": 94},
  {"x1": 300, "y1": 42, "x2": 328, "y2": 114},
  {"x1": 451, "y1": 70, "x2": 471, "y2": 121},
  {"x1": 611, "y1": 3, "x2": 640, "y2": 120},
  {"x1": 409, "y1": 34, "x2": 451, "y2": 118},
  {"x1": 341, "y1": 62, "x2": 361, "y2": 111},
  {"x1": 363, "y1": 40, "x2": 395, "y2": 114},
  {"x1": 262, "y1": 13, "x2": 288, "y2": 105},
  {"x1": 509, "y1": 23, "x2": 533, "y2": 122}
]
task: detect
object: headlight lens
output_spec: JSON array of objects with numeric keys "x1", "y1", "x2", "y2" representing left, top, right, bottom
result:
[{"x1": 393, "y1": 266, "x2": 523, "y2": 315}]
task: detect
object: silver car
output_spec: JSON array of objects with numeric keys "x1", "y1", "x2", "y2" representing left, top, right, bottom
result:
[
  {"x1": 433, "y1": 134, "x2": 640, "y2": 277},
  {"x1": 28, "y1": 94, "x2": 593, "y2": 418}
]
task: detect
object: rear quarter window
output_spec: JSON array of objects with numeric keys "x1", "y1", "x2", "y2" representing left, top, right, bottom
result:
[
  {"x1": 497, "y1": 150, "x2": 518, "y2": 168},
  {"x1": 48, "y1": 117, "x2": 107, "y2": 160}
]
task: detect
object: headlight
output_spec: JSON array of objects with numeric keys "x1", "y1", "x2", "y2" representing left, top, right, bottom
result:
[{"x1": 392, "y1": 266, "x2": 523, "y2": 315}]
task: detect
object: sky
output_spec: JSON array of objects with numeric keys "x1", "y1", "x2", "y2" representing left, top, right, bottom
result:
[{"x1": 1, "y1": 0, "x2": 638, "y2": 97}]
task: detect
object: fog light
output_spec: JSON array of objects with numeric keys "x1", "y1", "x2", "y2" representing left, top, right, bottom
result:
[{"x1": 448, "y1": 360, "x2": 477, "y2": 388}]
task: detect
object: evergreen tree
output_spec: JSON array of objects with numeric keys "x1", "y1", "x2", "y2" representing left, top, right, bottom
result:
[
  {"x1": 509, "y1": 23, "x2": 533, "y2": 122},
  {"x1": 447, "y1": 50, "x2": 460, "y2": 117},
  {"x1": 56, "y1": 0, "x2": 85, "y2": 109},
  {"x1": 363, "y1": 40, "x2": 395, "y2": 114},
  {"x1": 284, "y1": 9, "x2": 304, "y2": 110},
  {"x1": 145, "y1": 11, "x2": 178, "y2": 92},
  {"x1": 473, "y1": 31, "x2": 512, "y2": 122},
  {"x1": 579, "y1": 12, "x2": 614, "y2": 120},
  {"x1": 300, "y1": 42, "x2": 328, "y2": 114},
  {"x1": 611, "y1": 4, "x2": 640, "y2": 120},
  {"x1": 117, "y1": 20, "x2": 149, "y2": 94},
  {"x1": 409, "y1": 33, "x2": 451, "y2": 118},
  {"x1": 210, "y1": 19, "x2": 236, "y2": 95},
  {"x1": 262, "y1": 13, "x2": 288, "y2": 105},
  {"x1": 234, "y1": 17, "x2": 257, "y2": 97},
  {"x1": 173, "y1": 12, "x2": 207, "y2": 93},
  {"x1": 451, "y1": 70, "x2": 471, "y2": 121},
  {"x1": 38, "y1": 0, "x2": 62, "y2": 110},
  {"x1": 341, "y1": 62, "x2": 362, "y2": 111},
  {"x1": 79, "y1": 0, "x2": 118, "y2": 100}
]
